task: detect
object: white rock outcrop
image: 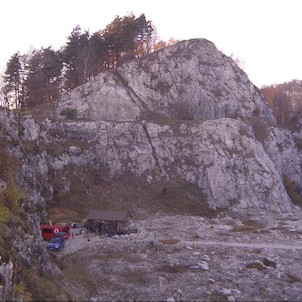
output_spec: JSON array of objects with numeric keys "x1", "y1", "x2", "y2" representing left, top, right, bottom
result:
[
  {"x1": 1, "y1": 39, "x2": 301, "y2": 213},
  {"x1": 57, "y1": 39, "x2": 274, "y2": 123},
  {"x1": 37, "y1": 118, "x2": 292, "y2": 212}
]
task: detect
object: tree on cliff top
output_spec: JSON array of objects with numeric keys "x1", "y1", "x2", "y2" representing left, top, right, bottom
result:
[
  {"x1": 1, "y1": 13, "x2": 173, "y2": 109},
  {"x1": 3, "y1": 53, "x2": 22, "y2": 109},
  {"x1": 261, "y1": 80, "x2": 302, "y2": 129}
]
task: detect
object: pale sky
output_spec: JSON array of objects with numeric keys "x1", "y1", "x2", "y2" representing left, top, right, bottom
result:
[{"x1": 1, "y1": 0, "x2": 302, "y2": 87}]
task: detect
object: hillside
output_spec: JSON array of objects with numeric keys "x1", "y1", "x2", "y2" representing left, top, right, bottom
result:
[{"x1": 1, "y1": 38, "x2": 302, "y2": 301}]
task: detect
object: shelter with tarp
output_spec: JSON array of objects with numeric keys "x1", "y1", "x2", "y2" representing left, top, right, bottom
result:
[{"x1": 85, "y1": 210, "x2": 132, "y2": 235}]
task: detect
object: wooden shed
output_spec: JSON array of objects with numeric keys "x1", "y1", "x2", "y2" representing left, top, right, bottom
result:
[{"x1": 86, "y1": 210, "x2": 132, "y2": 234}]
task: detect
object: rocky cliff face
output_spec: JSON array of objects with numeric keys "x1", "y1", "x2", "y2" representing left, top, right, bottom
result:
[
  {"x1": 1, "y1": 38, "x2": 301, "y2": 245},
  {"x1": 57, "y1": 39, "x2": 274, "y2": 123},
  {"x1": 51, "y1": 39, "x2": 300, "y2": 213},
  {"x1": 2, "y1": 38, "x2": 302, "y2": 299},
  {"x1": 11, "y1": 114, "x2": 298, "y2": 213},
  {"x1": 0, "y1": 110, "x2": 63, "y2": 301},
  {"x1": 3, "y1": 40, "x2": 300, "y2": 213}
]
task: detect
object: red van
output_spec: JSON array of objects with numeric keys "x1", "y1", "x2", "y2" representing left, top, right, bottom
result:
[{"x1": 40, "y1": 224, "x2": 70, "y2": 241}]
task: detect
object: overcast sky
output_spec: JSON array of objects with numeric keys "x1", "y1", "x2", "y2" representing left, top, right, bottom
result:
[{"x1": 1, "y1": 0, "x2": 302, "y2": 87}]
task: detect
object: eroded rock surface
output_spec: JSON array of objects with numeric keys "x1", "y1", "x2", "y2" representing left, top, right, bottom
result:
[
  {"x1": 2, "y1": 39, "x2": 302, "y2": 213},
  {"x1": 4, "y1": 113, "x2": 298, "y2": 213},
  {"x1": 57, "y1": 39, "x2": 274, "y2": 122}
]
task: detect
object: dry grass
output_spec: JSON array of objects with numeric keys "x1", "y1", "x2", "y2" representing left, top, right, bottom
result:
[
  {"x1": 159, "y1": 238, "x2": 180, "y2": 245},
  {"x1": 285, "y1": 272, "x2": 301, "y2": 284},
  {"x1": 159, "y1": 263, "x2": 188, "y2": 274},
  {"x1": 119, "y1": 269, "x2": 148, "y2": 284},
  {"x1": 25, "y1": 272, "x2": 70, "y2": 301},
  {"x1": 44, "y1": 207, "x2": 81, "y2": 224},
  {"x1": 19, "y1": 99, "x2": 57, "y2": 122},
  {"x1": 245, "y1": 116, "x2": 270, "y2": 143},
  {"x1": 232, "y1": 225, "x2": 259, "y2": 232},
  {"x1": 48, "y1": 171, "x2": 216, "y2": 223},
  {"x1": 57, "y1": 259, "x2": 104, "y2": 297},
  {"x1": 246, "y1": 261, "x2": 266, "y2": 271},
  {"x1": 62, "y1": 262, "x2": 96, "y2": 285},
  {"x1": 231, "y1": 218, "x2": 264, "y2": 233},
  {"x1": 59, "y1": 250, "x2": 149, "y2": 299}
]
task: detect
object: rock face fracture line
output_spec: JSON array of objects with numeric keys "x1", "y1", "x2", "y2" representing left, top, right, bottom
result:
[
  {"x1": 141, "y1": 121, "x2": 169, "y2": 180},
  {"x1": 114, "y1": 69, "x2": 148, "y2": 116}
]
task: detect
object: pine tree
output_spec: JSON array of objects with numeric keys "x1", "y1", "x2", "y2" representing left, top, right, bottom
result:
[
  {"x1": 89, "y1": 31, "x2": 107, "y2": 76},
  {"x1": 2, "y1": 13, "x2": 159, "y2": 103},
  {"x1": 3, "y1": 53, "x2": 22, "y2": 108},
  {"x1": 24, "y1": 47, "x2": 62, "y2": 107},
  {"x1": 63, "y1": 25, "x2": 91, "y2": 89}
]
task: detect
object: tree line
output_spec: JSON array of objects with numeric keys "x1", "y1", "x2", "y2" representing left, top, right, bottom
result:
[
  {"x1": 261, "y1": 80, "x2": 302, "y2": 129},
  {"x1": 1, "y1": 13, "x2": 176, "y2": 109}
]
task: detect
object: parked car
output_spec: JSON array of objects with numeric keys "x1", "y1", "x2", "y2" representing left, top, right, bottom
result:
[
  {"x1": 47, "y1": 235, "x2": 65, "y2": 251},
  {"x1": 40, "y1": 224, "x2": 70, "y2": 240}
]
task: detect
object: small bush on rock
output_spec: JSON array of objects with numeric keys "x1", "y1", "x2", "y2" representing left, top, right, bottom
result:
[
  {"x1": 60, "y1": 108, "x2": 77, "y2": 119},
  {"x1": 283, "y1": 175, "x2": 302, "y2": 206}
]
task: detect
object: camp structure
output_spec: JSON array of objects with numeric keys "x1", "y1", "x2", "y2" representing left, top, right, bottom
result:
[{"x1": 85, "y1": 210, "x2": 132, "y2": 235}]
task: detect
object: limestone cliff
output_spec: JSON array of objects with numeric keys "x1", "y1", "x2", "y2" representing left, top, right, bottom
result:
[
  {"x1": 57, "y1": 39, "x2": 274, "y2": 123},
  {"x1": 1, "y1": 39, "x2": 299, "y2": 214},
  {"x1": 2, "y1": 38, "x2": 302, "y2": 298},
  {"x1": 13, "y1": 115, "x2": 300, "y2": 212},
  {"x1": 0, "y1": 110, "x2": 63, "y2": 301},
  {"x1": 51, "y1": 39, "x2": 300, "y2": 212}
]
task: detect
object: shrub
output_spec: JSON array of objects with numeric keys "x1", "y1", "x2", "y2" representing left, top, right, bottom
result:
[
  {"x1": 25, "y1": 272, "x2": 70, "y2": 301},
  {"x1": 159, "y1": 238, "x2": 180, "y2": 245},
  {"x1": 0, "y1": 204, "x2": 9, "y2": 223},
  {"x1": 245, "y1": 117, "x2": 270, "y2": 143},
  {"x1": 295, "y1": 139, "x2": 302, "y2": 151},
  {"x1": 13, "y1": 281, "x2": 33, "y2": 301},
  {"x1": 60, "y1": 108, "x2": 77, "y2": 119},
  {"x1": 283, "y1": 175, "x2": 302, "y2": 206}
]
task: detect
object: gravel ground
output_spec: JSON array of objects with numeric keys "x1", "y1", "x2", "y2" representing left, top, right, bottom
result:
[{"x1": 54, "y1": 207, "x2": 302, "y2": 301}]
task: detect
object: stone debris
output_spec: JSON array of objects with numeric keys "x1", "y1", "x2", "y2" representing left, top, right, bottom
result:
[
  {"x1": 201, "y1": 254, "x2": 211, "y2": 262},
  {"x1": 262, "y1": 257, "x2": 277, "y2": 268},
  {"x1": 221, "y1": 288, "x2": 232, "y2": 296},
  {"x1": 53, "y1": 208, "x2": 302, "y2": 301},
  {"x1": 197, "y1": 261, "x2": 209, "y2": 271}
]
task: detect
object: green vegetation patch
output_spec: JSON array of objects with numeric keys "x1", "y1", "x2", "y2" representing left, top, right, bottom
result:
[{"x1": 0, "y1": 204, "x2": 9, "y2": 223}]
